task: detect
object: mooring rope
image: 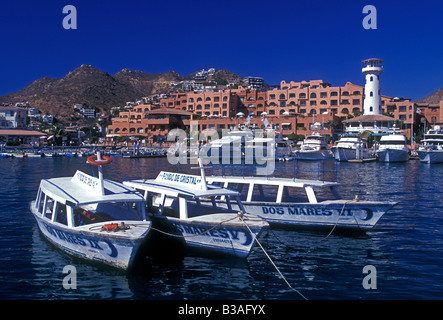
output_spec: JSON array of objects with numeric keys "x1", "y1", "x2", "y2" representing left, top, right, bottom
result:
[
  {"x1": 239, "y1": 214, "x2": 308, "y2": 300},
  {"x1": 322, "y1": 200, "x2": 349, "y2": 239}
]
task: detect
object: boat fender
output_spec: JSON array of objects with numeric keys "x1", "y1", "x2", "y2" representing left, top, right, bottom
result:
[{"x1": 87, "y1": 155, "x2": 112, "y2": 166}]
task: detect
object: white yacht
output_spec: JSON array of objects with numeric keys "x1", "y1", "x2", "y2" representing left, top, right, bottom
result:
[
  {"x1": 331, "y1": 135, "x2": 373, "y2": 162},
  {"x1": 376, "y1": 131, "x2": 409, "y2": 162},
  {"x1": 417, "y1": 126, "x2": 443, "y2": 164},
  {"x1": 294, "y1": 133, "x2": 333, "y2": 159}
]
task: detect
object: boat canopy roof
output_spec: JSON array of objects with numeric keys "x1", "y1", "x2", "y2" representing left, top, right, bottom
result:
[
  {"x1": 206, "y1": 175, "x2": 340, "y2": 188},
  {"x1": 123, "y1": 171, "x2": 241, "y2": 199},
  {"x1": 39, "y1": 170, "x2": 145, "y2": 206}
]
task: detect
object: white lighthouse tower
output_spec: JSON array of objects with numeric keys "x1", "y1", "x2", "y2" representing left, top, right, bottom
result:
[{"x1": 362, "y1": 58, "x2": 384, "y2": 115}]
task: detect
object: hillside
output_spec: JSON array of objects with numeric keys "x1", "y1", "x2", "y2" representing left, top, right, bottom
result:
[
  {"x1": 415, "y1": 88, "x2": 443, "y2": 105},
  {"x1": 0, "y1": 65, "x2": 245, "y2": 122}
]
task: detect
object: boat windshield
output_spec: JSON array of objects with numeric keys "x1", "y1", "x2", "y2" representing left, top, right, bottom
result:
[
  {"x1": 424, "y1": 134, "x2": 443, "y2": 140},
  {"x1": 73, "y1": 201, "x2": 145, "y2": 226},
  {"x1": 379, "y1": 140, "x2": 406, "y2": 145}
]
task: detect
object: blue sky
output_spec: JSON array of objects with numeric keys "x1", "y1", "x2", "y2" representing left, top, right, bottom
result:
[{"x1": 0, "y1": 0, "x2": 442, "y2": 101}]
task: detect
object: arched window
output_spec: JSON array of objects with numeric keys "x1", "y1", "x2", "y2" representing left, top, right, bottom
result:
[
  {"x1": 279, "y1": 94, "x2": 286, "y2": 100},
  {"x1": 310, "y1": 93, "x2": 317, "y2": 98},
  {"x1": 370, "y1": 91, "x2": 373, "y2": 97}
]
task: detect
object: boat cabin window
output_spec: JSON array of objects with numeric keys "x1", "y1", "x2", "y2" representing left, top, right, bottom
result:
[
  {"x1": 73, "y1": 208, "x2": 114, "y2": 226},
  {"x1": 54, "y1": 203, "x2": 68, "y2": 225},
  {"x1": 43, "y1": 197, "x2": 55, "y2": 220},
  {"x1": 143, "y1": 189, "x2": 238, "y2": 218},
  {"x1": 214, "y1": 182, "x2": 311, "y2": 203},
  {"x1": 37, "y1": 192, "x2": 69, "y2": 225}
]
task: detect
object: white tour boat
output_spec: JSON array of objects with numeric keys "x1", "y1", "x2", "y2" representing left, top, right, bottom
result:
[
  {"x1": 294, "y1": 133, "x2": 333, "y2": 159},
  {"x1": 331, "y1": 135, "x2": 373, "y2": 162},
  {"x1": 375, "y1": 131, "x2": 409, "y2": 163},
  {"x1": 30, "y1": 153, "x2": 152, "y2": 270},
  {"x1": 123, "y1": 161, "x2": 269, "y2": 258},
  {"x1": 417, "y1": 126, "x2": 443, "y2": 164},
  {"x1": 206, "y1": 175, "x2": 396, "y2": 232}
]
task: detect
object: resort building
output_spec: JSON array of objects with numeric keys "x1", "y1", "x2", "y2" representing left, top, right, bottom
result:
[
  {"x1": 104, "y1": 58, "x2": 424, "y2": 145},
  {"x1": 106, "y1": 107, "x2": 193, "y2": 142}
]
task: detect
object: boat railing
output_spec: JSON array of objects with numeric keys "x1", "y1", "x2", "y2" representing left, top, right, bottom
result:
[{"x1": 207, "y1": 156, "x2": 338, "y2": 182}]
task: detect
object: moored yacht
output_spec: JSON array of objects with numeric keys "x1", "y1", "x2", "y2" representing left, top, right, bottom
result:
[
  {"x1": 294, "y1": 133, "x2": 333, "y2": 159},
  {"x1": 375, "y1": 131, "x2": 409, "y2": 162},
  {"x1": 331, "y1": 135, "x2": 373, "y2": 162},
  {"x1": 417, "y1": 126, "x2": 443, "y2": 164}
]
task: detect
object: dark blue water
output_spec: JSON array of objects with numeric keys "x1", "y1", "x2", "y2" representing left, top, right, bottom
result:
[{"x1": 0, "y1": 157, "x2": 441, "y2": 300}]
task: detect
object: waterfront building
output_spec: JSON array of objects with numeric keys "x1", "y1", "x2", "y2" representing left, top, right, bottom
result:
[
  {"x1": 0, "y1": 106, "x2": 28, "y2": 128},
  {"x1": 106, "y1": 107, "x2": 193, "y2": 142},
  {"x1": 243, "y1": 76, "x2": 265, "y2": 90},
  {"x1": 105, "y1": 59, "x2": 422, "y2": 144},
  {"x1": 185, "y1": 90, "x2": 238, "y2": 118}
]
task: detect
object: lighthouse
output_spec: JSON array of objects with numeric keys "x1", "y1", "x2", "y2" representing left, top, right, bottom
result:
[{"x1": 362, "y1": 58, "x2": 384, "y2": 115}]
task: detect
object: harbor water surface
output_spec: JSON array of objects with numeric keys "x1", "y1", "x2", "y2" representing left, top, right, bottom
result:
[{"x1": 0, "y1": 156, "x2": 441, "y2": 300}]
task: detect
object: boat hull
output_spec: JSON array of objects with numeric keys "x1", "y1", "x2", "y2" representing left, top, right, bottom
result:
[
  {"x1": 213, "y1": 201, "x2": 396, "y2": 231},
  {"x1": 151, "y1": 214, "x2": 268, "y2": 258},
  {"x1": 332, "y1": 147, "x2": 372, "y2": 162},
  {"x1": 417, "y1": 150, "x2": 443, "y2": 164},
  {"x1": 31, "y1": 207, "x2": 151, "y2": 270},
  {"x1": 295, "y1": 150, "x2": 333, "y2": 160},
  {"x1": 376, "y1": 149, "x2": 409, "y2": 162}
]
